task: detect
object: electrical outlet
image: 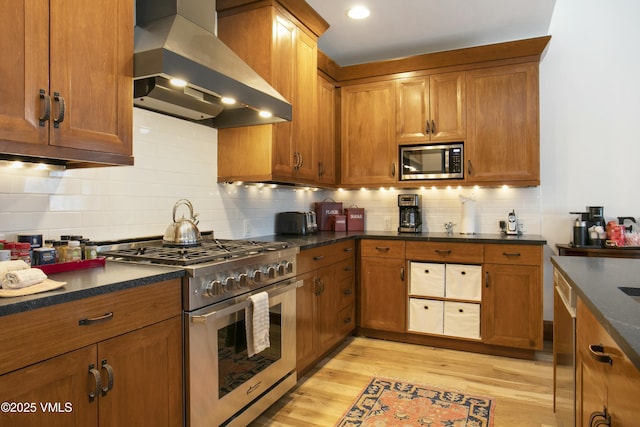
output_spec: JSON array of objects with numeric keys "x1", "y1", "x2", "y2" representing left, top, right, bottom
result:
[
  {"x1": 383, "y1": 216, "x2": 391, "y2": 231},
  {"x1": 243, "y1": 220, "x2": 251, "y2": 237}
]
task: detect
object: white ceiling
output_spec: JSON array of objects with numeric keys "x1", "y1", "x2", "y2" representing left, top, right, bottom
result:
[{"x1": 306, "y1": 0, "x2": 556, "y2": 66}]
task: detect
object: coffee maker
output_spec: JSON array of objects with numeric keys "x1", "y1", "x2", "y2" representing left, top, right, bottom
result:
[
  {"x1": 398, "y1": 194, "x2": 422, "y2": 233},
  {"x1": 570, "y1": 206, "x2": 605, "y2": 247}
]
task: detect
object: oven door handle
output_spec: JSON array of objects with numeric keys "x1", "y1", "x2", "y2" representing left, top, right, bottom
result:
[{"x1": 191, "y1": 279, "x2": 300, "y2": 324}]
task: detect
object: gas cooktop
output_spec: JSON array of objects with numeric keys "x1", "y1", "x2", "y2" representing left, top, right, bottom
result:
[{"x1": 101, "y1": 238, "x2": 291, "y2": 266}]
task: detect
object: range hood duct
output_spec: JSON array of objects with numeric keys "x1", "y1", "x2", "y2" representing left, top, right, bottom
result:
[{"x1": 134, "y1": 0, "x2": 292, "y2": 128}]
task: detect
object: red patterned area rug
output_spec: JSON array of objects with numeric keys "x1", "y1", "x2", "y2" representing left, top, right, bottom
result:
[{"x1": 335, "y1": 377, "x2": 495, "y2": 427}]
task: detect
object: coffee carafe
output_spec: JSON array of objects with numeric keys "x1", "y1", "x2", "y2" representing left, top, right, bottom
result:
[{"x1": 398, "y1": 194, "x2": 422, "y2": 233}]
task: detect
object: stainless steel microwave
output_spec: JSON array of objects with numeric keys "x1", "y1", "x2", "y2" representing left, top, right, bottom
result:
[{"x1": 399, "y1": 143, "x2": 464, "y2": 180}]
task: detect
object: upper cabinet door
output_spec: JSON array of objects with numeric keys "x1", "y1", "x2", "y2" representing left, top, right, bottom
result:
[
  {"x1": 0, "y1": 0, "x2": 49, "y2": 148},
  {"x1": 49, "y1": 0, "x2": 132, "y2": 155},
  {"x1": 316, "y1": 73, "x2": 336, "y2": 185},
  {"x1": 396, "y1": 72, "x2": 465, "y2": 143},
  {"x1": 465, "y1": 63, "x2": 540, "y2": 185},
  {"x1": 341, "y1": 80, "x2": 397, "y2": 185}
]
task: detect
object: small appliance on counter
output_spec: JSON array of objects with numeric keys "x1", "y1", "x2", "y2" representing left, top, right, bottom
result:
[
  {"x1": 275, "y1": 211, "x2": 317, "y2": 235},
  {"x1": 570, "y1": 206, "x2": 606, "y2": 247},
  {"x1": 398, "y1": 194, "x2": 422, "y2": 233}
]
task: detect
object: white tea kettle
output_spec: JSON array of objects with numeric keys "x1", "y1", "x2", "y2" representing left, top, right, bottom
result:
[{"x1": 163, "y1": 199, "x2": 202, "y2": 247}]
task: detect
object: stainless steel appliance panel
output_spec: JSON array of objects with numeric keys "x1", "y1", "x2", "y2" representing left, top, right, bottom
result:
[{"x1": 186, "y1": 280, "x2": 297, "y2": 427}]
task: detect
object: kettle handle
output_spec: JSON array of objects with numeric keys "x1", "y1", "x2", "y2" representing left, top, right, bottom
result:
[{"x1": 172, "y1": 199, "x2": 196, "y2": 223}]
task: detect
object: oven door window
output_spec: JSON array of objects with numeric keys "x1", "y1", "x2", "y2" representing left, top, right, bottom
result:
[{"x1": 217, "y1": 304, "x2": 282, "y2": 398}]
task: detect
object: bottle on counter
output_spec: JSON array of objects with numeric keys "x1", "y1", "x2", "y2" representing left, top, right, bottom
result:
[
  {"x1": 65, "y1": 240, "x2": 82, "y2": 262},
  {"x1": 84, "y1": 242, "x2": 98, "y2": 260}
]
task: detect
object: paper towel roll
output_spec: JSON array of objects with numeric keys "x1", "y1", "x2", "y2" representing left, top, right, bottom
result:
[{"x1": 460, "y1": 196, "x2": 476, "y2": 234}]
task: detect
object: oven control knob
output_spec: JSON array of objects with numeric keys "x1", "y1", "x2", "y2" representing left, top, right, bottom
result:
[
  {"x1": 223, "y1": 277, "x2": 236, "y2": 291},
  {"x1": 237, "y1": 273, "x2": 248, "y2": 288},
  {"x1": 267, "y1": 266, "x2": 277, "y2": 279},
  {"x1": 205, "y1": 280, "x2": 222, "y2": 297},
  {"x1": 277, "y1": 263, "x2": 286, "y2": 276},
  {"x1": 251, "y1": 270, "x2": 263, "y2": 283},
  {"x1": 284, "y1": 261, "x2": 294, "y2": 274}
]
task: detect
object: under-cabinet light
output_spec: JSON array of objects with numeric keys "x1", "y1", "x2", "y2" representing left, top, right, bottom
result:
[{"x1": 169, "y1": 78, "x2": 187, "y2": 87}]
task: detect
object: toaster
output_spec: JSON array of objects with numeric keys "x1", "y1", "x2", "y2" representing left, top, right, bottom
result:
[{"x1": 275, "y1": 211, "x2": 318, "y2": 235}]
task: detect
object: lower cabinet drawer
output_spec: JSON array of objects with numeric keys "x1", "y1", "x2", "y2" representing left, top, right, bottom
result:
[
  {"x1": 408, "y1": 298, "x2": 444, "y2": 334},
  {"x1": 443, "y1": 301, "x2": 480, "y2": 340}
]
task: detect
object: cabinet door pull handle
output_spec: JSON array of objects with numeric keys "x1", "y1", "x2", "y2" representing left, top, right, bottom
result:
[
  {"x1": 502, "y1": 252, "x2": 521, "y2": 257},
  {"x1": 344, "y1": 247, "x2": 353, "y2": 252},
  {"x1": 101, "y1": 360, "x2": 114, "y2": 395},
  {"x1": 435, "y1": 249, "x2": 452, "y2": 255},
  {"x1": 343, "y1": 289, "x2": 353, "y2": 295},
  {"x1": 425, "y1": 120, "x2": 430, "y2": 134},
  {"x1": 430, "y1": 120, "x2": 436, "y2": 134},
  {"x1": 588, "y1": 344, "x2": 613, "y2": 365},
  {"x1": 588, "y1": 407, "x2": 611, "y2": 426},
  {"x1": 400, "y1": 267, "x2": 405, "y2": 281},
  {"x1": 39, "y1": 89, "x2": 51, "y2": 126},
  {"x1": 79, "y1": 312, "x2": 114, "y2": 326},
  {"x1": 88, "y1": 364, "x2": 101, "y2": 401},
  {"x1": 313, "y1": 255, "x2": 325, "y2": 261},
  {"x1": 485, "y1": 271, "x2": 490, "y2": 288},
  {"x1": 293, "y1": 152, "x2": 300, "y2": 169},
  {"x1": 344, "y1": 317, "x2": 352, "y2": 324},
  {"x1": 343, "y1": 266, "x2": 353, "y2": 271},
  {"x1": 375, "y1": 246, "x2": 390, "y2": 252},
  {"x1": 298, "y1": 152, "x2": 303, "y2": 168},
  {"x1": 467, "y1": 159, "x2": 473, "y2": 176},
  {"x1": 391, "y1": 162, "x2": 396, "y2": 178},
  {"x1": 313, "y1": 278, "x2": 322, "y2": 296},
  {"x1": 53, "y1": 92, "x2": 65, "y2": 128}
]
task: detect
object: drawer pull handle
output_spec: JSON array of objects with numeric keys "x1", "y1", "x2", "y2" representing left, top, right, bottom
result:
[
  {"x1": 79, "y1": 312, "x2": 114, "y2": 326},
  {"x1": 88, "y1": 364, "x2": 101, "y2": 401},
  {"x1": 400, "y1": 267, "x2": 405, "y2": 281},
  {"x1": 313, "y1": 255, "x2": 325, "y2": 261},
  {"x1": 589, "y1": 344, "x2": 613, "y2": 365},
  {"x1": 485, "y1": 271, "x2": 490, "y2": 288},
  {"x1": 502, "y1": 252, "x2": 521, "y2": 257},
  {"x1": 343, "y1": 289, "x2": 353, "y2": 295},
  {"x1": 344, "y1": 247, "x2": 353, "y2": 252},
  {"x1": 461, "y1": 271, "x2": 466, "y2": 275},
  {"x1": 375, "y1": 246, "x2": 390, "y2": 252},
  {"x1": 344, "y1": 317, "x2": 352, "y2": 324},
  {"x1": 459, "y1": 309, "x2": 464, "y2": 313},
  {"x1": 435, "y1": 249, "x2": 452, "y2": 255},
  {"x1": 343, "y1": 266, "x2": 353, "y2": 271},
  {"x1": 423, "y1": 305, "x2": 429, "y2": 310},
  {"x1": 424, "y1": 269, "x2": 430, "y2": 274},
  {"x1": 101, "y1": 360, "x2": 114, "y2": 395}
]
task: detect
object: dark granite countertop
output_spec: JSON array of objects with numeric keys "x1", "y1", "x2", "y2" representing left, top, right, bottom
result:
[
  {"x1": 551, "y1": 256, "x2": 640, "y2": 370},
  {"x1": 0, "y1": 261, "x2": 184, "y2": 317},
  {"x1": 255, "y1": 230, "x2": 547, "y2": 250}
]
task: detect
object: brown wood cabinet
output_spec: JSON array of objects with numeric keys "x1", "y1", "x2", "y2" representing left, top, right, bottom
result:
[
  {"x1": 482, "y1": 244, "x2": 543, "y2": 350},
  {"x1": 0, "y1": 0, "x2": 133, "y2": 167},
  {"x1": 396, "y1": 72, "x2": 465, "y2": 143},
  {"x1": 359, "y1": 240, "x2": 406, "y2": 332},
  {"x1": 0, "y1": 280, "x2": 182, "y2": 427},
  {"x1": 316, "y1": 73, "x2": 337, "y2": 185},
  {"x1": 576, "y1": 298, "x2": 640, "y2": 426},
  {"x1": 465, "y1": 63, "x2": 540, "y2": 186},
  {"x1": 217, "y1": 2, "x2": 328, "y2": 185},
  {"x1": 296, "y1": 240, "x2": 355, "y2": 375},
  {"x1": 341, "y1": 81, "x2": 397, "y2": 186}
]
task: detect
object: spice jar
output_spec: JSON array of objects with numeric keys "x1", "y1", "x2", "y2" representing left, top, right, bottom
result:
[
  {"x1": 84, "y1": 242, "x2": 98, "y2": 260},
  {"x1": 65, "y1": 240, "x2": 82, "y2": 262}
]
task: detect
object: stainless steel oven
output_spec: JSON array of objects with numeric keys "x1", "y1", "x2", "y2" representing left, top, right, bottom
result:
[
  {"x1": 186, "y1": 279, "x2": 297, "y2": 427},
  {"x1": 101, "y1": 236, "x2": 299, "y2": 427}
]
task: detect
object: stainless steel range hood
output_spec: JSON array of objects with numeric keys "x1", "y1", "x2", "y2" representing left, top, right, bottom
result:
[{"x1": 134, "y1": 0, "x2": 292, "y2": 128}]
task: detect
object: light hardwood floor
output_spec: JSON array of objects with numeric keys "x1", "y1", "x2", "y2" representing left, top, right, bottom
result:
[{"x1": 250, "y1": 336, "x2": 558, "y2": 427}]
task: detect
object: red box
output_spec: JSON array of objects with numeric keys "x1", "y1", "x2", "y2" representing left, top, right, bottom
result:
[
  {"x1": 314, "y1": 200, "x2": 343, "y2": 231},
  {"x1": 344, "y1": 207, "x2": 365, "y2": 231},
  {"x1": 331, "y1": 215, "x2": 347, "y2": 232}
]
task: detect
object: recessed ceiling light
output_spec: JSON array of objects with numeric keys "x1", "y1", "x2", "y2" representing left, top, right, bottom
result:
[{"x1": 347, "y1": 5, "x2": 370, "y2": 20}]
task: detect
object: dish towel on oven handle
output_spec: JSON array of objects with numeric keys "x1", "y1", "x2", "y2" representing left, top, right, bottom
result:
[{"x1": 246, "y1": 291, "x2": 270, "y2": 357}]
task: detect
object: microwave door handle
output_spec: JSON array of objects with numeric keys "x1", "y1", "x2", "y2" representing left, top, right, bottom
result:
[{"x1": 443, "y1": 149, "x2": 449, "y2": 173}]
